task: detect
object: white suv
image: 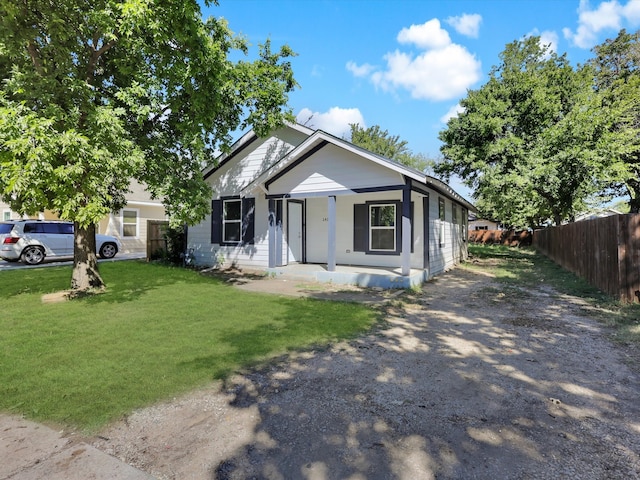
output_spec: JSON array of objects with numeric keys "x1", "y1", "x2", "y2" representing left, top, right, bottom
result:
[{"x1": 0, "y1": 220, "x2": 121, "y2": 265}]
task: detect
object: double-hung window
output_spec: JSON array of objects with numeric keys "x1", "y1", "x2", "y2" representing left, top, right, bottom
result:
[
  {"x1": 222, "y1": 198, "x2": 242, "y2": 243},
  {"x1": 369, "y1": 204, "x2": 396, "y2": 251},
  {"x1": 122, "y1": 209, "x2": 139, "y2": 237},
  {"x1": 354, "y1": 200, "x2": 410, "y2": 255},
  {"x1": 211, "y1": 197, "x2": 255, "y2": 246}
]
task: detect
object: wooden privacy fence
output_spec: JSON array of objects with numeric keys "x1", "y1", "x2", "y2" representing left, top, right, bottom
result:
[
  {"x1": 533, "y1": 214, "x2": 640, "y2": 303},
  {"x1": 146, "y1": 220, "x2": 169, "y2": 261}
]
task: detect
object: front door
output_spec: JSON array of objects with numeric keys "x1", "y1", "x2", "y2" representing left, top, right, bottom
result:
[{"x1": 287, "y1": 200, "x2": 304, "y2": 263}]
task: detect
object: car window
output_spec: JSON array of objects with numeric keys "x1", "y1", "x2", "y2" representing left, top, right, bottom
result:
[
  {"x1": 0, "y1": 223, "x2": 14, "y2": 234},
  {"x1": 23, "y1": 223, "x2": 44, "y2": 233},
  {"x1": 42, "y1": 223, "x2": 62, "y2": 234},
  {"x1": 59, "y1": 223, "x2": 74, "y2": 235}
]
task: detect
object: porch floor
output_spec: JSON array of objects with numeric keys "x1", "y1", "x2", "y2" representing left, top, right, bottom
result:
[{"x1": 265, "y1": 263, "x2": 428, "y2": 289}]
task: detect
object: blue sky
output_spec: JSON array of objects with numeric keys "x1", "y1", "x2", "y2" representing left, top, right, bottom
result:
[{"x1": 203, "y1": 0, "x2": 640, "y2": 199}]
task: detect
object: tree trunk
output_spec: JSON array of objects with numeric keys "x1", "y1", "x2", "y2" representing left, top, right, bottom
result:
[
  {"x1": 553, "y1": 213, "x2": 563, "y2": 226},
  {"x1": 71, "y1": 222, "x2": 105, "y2": 291}
]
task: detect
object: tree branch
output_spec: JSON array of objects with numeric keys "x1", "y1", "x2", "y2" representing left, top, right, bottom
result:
[
  {"x1": 26, "y1": 41, "x2": 44, "y2": 75},
  {"x1": 85, "y1": 37, "x2": 117, "y2": 84}
]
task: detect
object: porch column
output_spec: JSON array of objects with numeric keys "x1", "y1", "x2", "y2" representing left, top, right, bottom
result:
[
  {"x1": 327, "y1": 195, "x2": 336, "y2": 271},
  {"x1": 268, "y1": 198, "x2": 276, "y2": 268},
  {"x1": 274, "y1": 200, "x2": 283, "y2": 267},
  {"x1": 402, "y1": 187, "x2": 411, "y2": 276}
]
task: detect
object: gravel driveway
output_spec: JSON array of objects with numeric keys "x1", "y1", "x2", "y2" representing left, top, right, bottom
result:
[{"x1": 94, "y1": 261, "x2": 640, "y2": 479}]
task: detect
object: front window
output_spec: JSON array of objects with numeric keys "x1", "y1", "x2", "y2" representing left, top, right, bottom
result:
[
  {"x1": 122, "y1": 209, "x2": 138, "y2": 237},
  {"x1": 223, "y1": 199, "x2": 242, "y2": 243},
  {"x1": 369, "y1": 204, "x2": 396, "y2": 251}
]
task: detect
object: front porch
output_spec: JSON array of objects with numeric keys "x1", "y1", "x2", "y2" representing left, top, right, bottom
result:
[{"x1": 265, "y1": 263, "x2": 428, "y2": 289}]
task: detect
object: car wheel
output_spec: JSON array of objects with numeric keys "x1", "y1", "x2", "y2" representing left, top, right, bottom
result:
[
  {"x1": 99, "y1": 242, "x2": 117, "y2": 259},
  {"x1": 22, "y1": 246, "x2": 45, "y2": 265}
]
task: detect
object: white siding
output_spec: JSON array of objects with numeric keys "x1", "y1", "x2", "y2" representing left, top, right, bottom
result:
[
  {"x1": 190, "y1": 126, "x2": 308, "y2": 269},
  {"x1": 469, "y1": 219, "x2": 500, "y2": 230},
  {"x1": 268, "y1": 144, "x2": 403, "y2": 195},
  {"x1": 427, "y1": 196, "x2": 468, "y2": 276},
  {"x1": 210, "y1": 128, "x2": 307, "y2": 197},
  {"x1": 187, "y1": 195, "x2": 272, "y2": 269}
]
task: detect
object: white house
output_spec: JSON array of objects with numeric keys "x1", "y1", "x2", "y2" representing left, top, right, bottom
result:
[
  {"x1": 468, "y1": 213, "x2": 502, "y2": 231},
  {"x1": 187, "y1": 124, "x2": 475, "y2": 288}
]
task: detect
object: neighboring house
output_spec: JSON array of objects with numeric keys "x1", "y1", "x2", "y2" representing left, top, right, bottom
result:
[
  {"x1": 575, "y1": 208, "x2": 622, "y2": 222},
  {"x1": 97, "y1": 181, "x2": 166, "y2": 254},
  {"x1": 187, "y1": 123, "x2": 475, "y2": 288},
  {"x1": 468, "y1": 213, "x2": 502, "y2": 231},
  {"x1": 1, "y1": 180, "x2": 166, "y2": 254}
]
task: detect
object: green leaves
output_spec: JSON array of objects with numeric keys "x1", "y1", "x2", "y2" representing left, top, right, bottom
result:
[
  {"x1": 349, "y1": 123, "x2": 434, "y2": 173},
  {"x1": 0, "y1": 0, "x2": 297, "y2": 227},
  {"x1": 589, "y1": 29, "x2": 640, "y2": 212},
  {"x1": 437, "y1": 34, "x2": 639, "y2": 228}
]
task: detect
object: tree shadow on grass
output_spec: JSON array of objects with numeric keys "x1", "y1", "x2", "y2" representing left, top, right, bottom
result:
[{"x1": 81, "y1": 261, "x2": 229, "y2": 305}]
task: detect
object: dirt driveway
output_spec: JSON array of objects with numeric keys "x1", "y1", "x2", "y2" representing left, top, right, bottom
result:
[{"x1": 93, "y1": 262, "x2": 640, "y2": 479}]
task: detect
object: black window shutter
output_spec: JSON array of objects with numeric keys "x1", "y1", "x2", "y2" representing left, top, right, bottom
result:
[
  {"x1": 242, "y1": 197, "x2": 255, "y2": 245},
  {"x1": 353, "y1": 203, "x2": 367, "y2": 252},
  {"x1": 211, "y1": 199, "x2": 222, "y2": 244}
]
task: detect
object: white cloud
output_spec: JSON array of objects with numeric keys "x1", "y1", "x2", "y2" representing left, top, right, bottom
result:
[
  {"x1": 623, "y1": 0, "x2": 640, "y2": 22},
  {"x1": 563, "y1": 0, "x2": 640, "y2": 48},
  {"x1": 373, "y1": 44, "x2": 481, "y2": 101},
  {"x1": 527, "y1": 29, "x2": 559, "y2": 53},
  {"x1": 440, "y1": 104, "x2": 464, "y2": 124},
  {"x1": 446, "y1": 13, "x2": 482, "y2": 38},
  {"x1": 538, "y1": 30, "x2": 560, "y2": 52},
  {"x1": 296, "y1": 107, "x2": 365, "y2": 138},
  {"x1": 345, "y1": 61, "x2": 375, "y2": 77},
  {"x1": 397, "y1": 19, "x2": 451, "y2": 49},
  {"x1": 348, "y1": 19, "x2": 481, "y2": 102}
]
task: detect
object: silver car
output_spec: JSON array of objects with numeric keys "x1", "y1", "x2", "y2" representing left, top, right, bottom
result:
[{"x1": 0, "y1": 220, "x2": 121, "y2": 265}]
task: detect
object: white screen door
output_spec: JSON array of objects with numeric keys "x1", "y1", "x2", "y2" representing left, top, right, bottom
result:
[{"x1": 287, "y1": 201, "x2": 303, "y2": 263}]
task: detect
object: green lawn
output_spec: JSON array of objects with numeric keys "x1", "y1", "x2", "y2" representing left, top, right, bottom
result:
[{"x1": 0, "y1": 261, "x2": 377, "y2": 432}]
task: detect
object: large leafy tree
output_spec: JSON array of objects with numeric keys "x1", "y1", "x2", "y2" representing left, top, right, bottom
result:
[
  {"x1": 589, "y1": 29, "x2": 640, "y2": 213},
  {"x1": 349, "y1": 123, "x2": 433, "y2": 172},
  {"x1": 0, "y1": 0, "x2": 296, "y2": 291},
  {"x1": 436, "y1": 37, "x2": 612, "y2": 228}
]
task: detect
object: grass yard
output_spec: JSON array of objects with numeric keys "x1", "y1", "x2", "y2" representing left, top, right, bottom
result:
[
  {"x1": 0, "y1": 261, "x2": 377, "y2": 432},
  {"x1": 464, "y1": 244, "x2": 640, "y2": 344}
]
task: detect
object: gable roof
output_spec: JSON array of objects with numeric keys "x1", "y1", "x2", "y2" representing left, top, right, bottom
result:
[
  {"x1": 202, "y1": 123, "x2": 314, "y2": 180},
  {"x1": 238, "y1": 128, "x2": 475, "y2": 211}
]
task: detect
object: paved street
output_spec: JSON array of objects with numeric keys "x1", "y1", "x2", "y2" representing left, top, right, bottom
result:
[{"x1": 0, "y1": 252, "x2": 146, "y2": 271}]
